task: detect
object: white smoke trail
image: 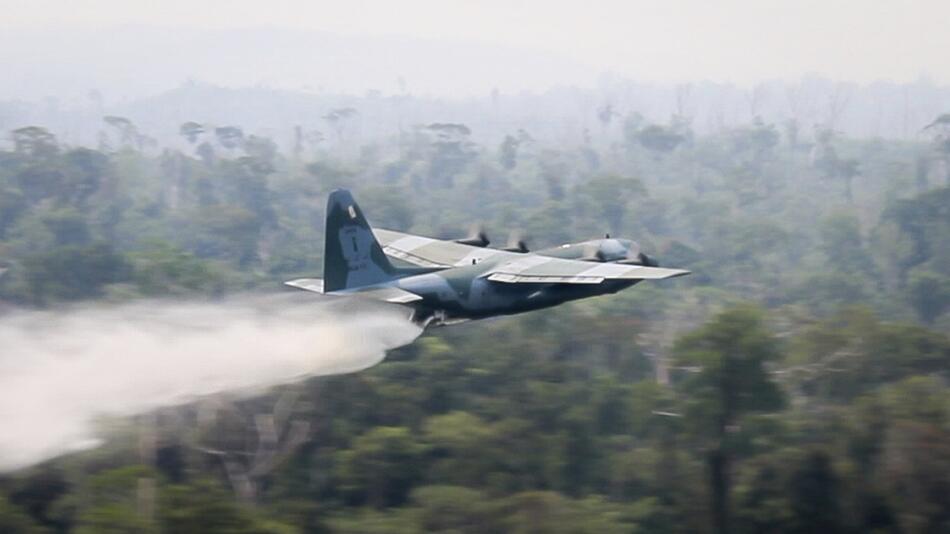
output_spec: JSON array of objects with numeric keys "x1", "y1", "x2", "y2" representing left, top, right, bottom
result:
[{"x1": 0, "y1": 294, "x2": 421, "y2": 473}]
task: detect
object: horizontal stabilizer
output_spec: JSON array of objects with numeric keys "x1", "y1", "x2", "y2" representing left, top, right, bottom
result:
[
  {"x1": 351, "y1": 286, "x2": 424, "y2": 304},
  {"x1": 284, "y1": 278, "x2": 325, "y2": 293}
]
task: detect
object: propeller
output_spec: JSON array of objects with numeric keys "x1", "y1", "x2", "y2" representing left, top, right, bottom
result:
[
  {"x1": 579, "y1": 237, "x2": 660, "y2": 266},
  {"x1": 617, "y1": 241, "x2": 660, "y2": 266},
  {"x1": 618, "y1": 252, "x2": 659, "y2": 266},
  {"x1": 501, "y1": 231, "x2": 529, "y2": 253},
  {"x1": 455, "y1": 224, "x2": 490, "y2": 247}
]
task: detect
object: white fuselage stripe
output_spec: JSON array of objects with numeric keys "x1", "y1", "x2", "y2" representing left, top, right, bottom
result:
[
  {"x1": 494, "y1": 255, "x2": 552, "y2": 274},
  {"x1": 576, "y1": 263, "x2": 640, "y2": 278},
  {"x1": 389, "y1": 235, "x2": 435, "y2": 252}
]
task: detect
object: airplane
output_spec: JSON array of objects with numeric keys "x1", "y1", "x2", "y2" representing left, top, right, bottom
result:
[{"x1": 285, "y1": 189, "x2": 689, "y2": 327}]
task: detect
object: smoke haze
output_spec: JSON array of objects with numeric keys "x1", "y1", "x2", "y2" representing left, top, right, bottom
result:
[
  {"x1": 0, "y1": 295, "x2": 421, "y2": 472},
  {"x1": 4, "y1": 1, "x2": 950, "y2": 97}
]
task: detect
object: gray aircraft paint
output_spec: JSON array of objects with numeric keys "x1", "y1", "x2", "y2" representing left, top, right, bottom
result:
[{"x1": 290, "y1": 189, "x2": 688, "y2": 327}]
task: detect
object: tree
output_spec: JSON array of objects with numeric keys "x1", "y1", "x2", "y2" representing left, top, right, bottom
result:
[
  {"x1": 158, "y1": 480, "x2": 286, "y2": 534},
  {"x1": 0, "y1": 499, "x2": 48, "y2": 534},
  {"x1": 74, "y1": 466, "x2": 154, "y2": 534},
  {"x1": 819, "y1": 212, "x2": 874, "y2": 275},
  {"x1": 337, "y1": 427, "x2": 424, "y2": 508},
  {"x1": 12, "y1": 126, "x2": 59, "y2": 158},
  {"x1": 788, "y1": 307, "x2": 950, "y2": 401},
  {"x1": 730, "y1": 119, "x2": 780, "y2": 157},
  {"x1": 103, "y1": 116, "x2": 142, "y2": 150},
  {"x1": 22, "y1": 242, "x2": 130, "y2": 303},
  {"x1": 422, "y1": 123, "x2": 476, "y2": 188},
  {"x1": 574, "y1": 175, "x2": 645, "y2": 235},
  {"x1": 411, "y1": 485, "x2": 496, "y2": 533},
  {"x1": 61, "y1": 148, "x2": 108, "y2": 207},
  {"x1": 192, "y1": 391, "x2": 311, "y2": 504},
  {"x1": 636, "y1": 124, "x2": 686, "y2": 154},
  {"x1": 214, "y1": 126, "x2": 245, "y2": 151},
  {"x1": 787, "y1": 451, "x2": 843, "y2": 534},
  {"x1": 359, "y1": 185, "x2": 415, "y2": 230},
  {"x1": 675, "y1": 305, "x2": 784, "y2": 534},
  {"x1": 0, "y1": 186, "x2": 26, "y2": 239},
  {"x1": 621, "y1": 112, "x2": 645, "y2": 149},
  {"x1": 836, "y1": 158, "x2": 861, "y2": 203},
  {"x1": 924, "y1": 112, "x2": 950, "y2": 184},
  {"x1": 907, "y1": 270, "x2": 950, "y2": 324},
  {"x1": 499, "y1": 135, "x2": 519, "y2": 170},
  {"x1": 880, "y1": 187, "x2": 950, "y2": 279},
  {"x1": 323, "y1": 107, "x2": 359, "y2": 143},
  {"x1": 189, "y1": 206, "x2": 263, "y2": 265},
  {"x1": 882, "y1": 421, "x2": 950, "y2": 534},
  {"x1": 496, "y1": 491, "x2": 635, "y2": 534},
  {"x1": 7, "y1": 467, "x2": 70, "y2": 532},
  {"x1": 596, "y1": 103, "x2": 619, "y2": 138},
  {"x1": 179, "y1": 121, "x2": 204, "y2": 144},
  {"x1": 41, "y1": 208, "x2": 91, "y2": 245},
  {"x1": 14, "y1": 162, "x2": 65, "y2": 204},
  {"x1": 734, "y1": 455, "x2": 794, "y2": 534}
]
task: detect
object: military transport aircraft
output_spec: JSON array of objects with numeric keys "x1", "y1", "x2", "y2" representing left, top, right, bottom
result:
[{"x1": 286, "y1": 189, "x2": 689, "y2": 327}]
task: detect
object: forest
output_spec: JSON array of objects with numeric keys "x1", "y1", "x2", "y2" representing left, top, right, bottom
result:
[{"x1": 1, "y1": 84, "x2": 950, "y2": 533}]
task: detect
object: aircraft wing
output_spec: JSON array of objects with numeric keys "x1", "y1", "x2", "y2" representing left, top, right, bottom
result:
[
  {"x1": 484, "y1": 255, "x2": 690, "y2": 284},
  {"x1": 374, "y1": 228, "x2": 517, "y2": 268}
]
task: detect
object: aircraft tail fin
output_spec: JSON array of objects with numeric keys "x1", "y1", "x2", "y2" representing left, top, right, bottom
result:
[{"x1": 323, "y1": 189, "x2": 400, "y2": 292}]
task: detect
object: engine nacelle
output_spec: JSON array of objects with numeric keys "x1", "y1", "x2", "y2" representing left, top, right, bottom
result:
[
  {"x1": 581, "y1": 238, "x2": 641, "y2": 263},
  {"x1": 455, "y1": 230, "x2": 490, "y2": 247}
]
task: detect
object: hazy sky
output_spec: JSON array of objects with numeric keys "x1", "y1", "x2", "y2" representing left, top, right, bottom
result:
[{"x1": 3, "y1": 0, "x2": 950, "y2": 95}]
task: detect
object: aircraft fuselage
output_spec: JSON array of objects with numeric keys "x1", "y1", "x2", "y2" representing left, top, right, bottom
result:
[{"x1": 337, "y1": 256, "x2": 639, "y2": 325}]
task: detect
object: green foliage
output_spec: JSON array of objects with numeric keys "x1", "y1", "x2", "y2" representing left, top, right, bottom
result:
[
  {"x1": 2, "y1": 114, "x2": 950, "y2": 533},
  {"x1": 499, "y1": 135, "x2": 519, "y2": 171},
  {"x1": 820, "y1": 212, "x2": 873, "y2": 274},
  {"x1": 129, "y1": 242, "x2": 230, "y2": 296},
  {"x1": 410, "y1": 485, "x2": 495, "y2": 533},
  {"x1": 0, "y1": 498, "x2": 49, "y2": 534},
  {"x1": 336, "y1": 427, "x2": 424, "y2": 507},
  {"x1": 159, "y1": 480, "x2": 294, "y2": 534},
  {"x1": 880, "y1": 187, "x2": 950, "y2": 276},
  {"x1": 635, "y1": 124, "x2": 687, "y2": 154},
  {"x1": 359, "y1": 185, "x2": 415, "y2": 230},
  {"x1": 74, "y1": 466, "x2": 155, "y2": 534},
  {"x1": 786, "y1": 451, "x2": 843, "y2": 534},
  {"x1": 788, "y1": 307, "x2": 950, "y2": 401},
  {"x1": 674, "y1": 305, "x2": 784, "y2": 439},
  {"x1": 907, "y1": 270, "x2": 950, "y2": 324},
  {"x1": 21, "y1": 242, "x2": 130, "y2": 303},
  {"x1": 422, "y1": 412, "x2": 496, "y2": 487},
  {"x1": 574, "y1": 175, "x2": 645, "y2": 234}
]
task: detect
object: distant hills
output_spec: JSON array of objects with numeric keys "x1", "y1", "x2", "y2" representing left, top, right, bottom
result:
[
  {"x1": 0, "y1": 25, "x2": 598, "y2": 101},
  {"x1": 1, "y1": 26, "x2": 949, "y2": 146}
]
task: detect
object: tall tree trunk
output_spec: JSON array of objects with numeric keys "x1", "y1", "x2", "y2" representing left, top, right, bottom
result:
[
  {"x1": 138, "y1": 414, "x2": 157, "y2": 527},
  {"x1": 709, "y1": 447, "x2": 730, "y2": 534},
  {"x1": 915, "y1": 155, "x2": 930, "y2": 193}
]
